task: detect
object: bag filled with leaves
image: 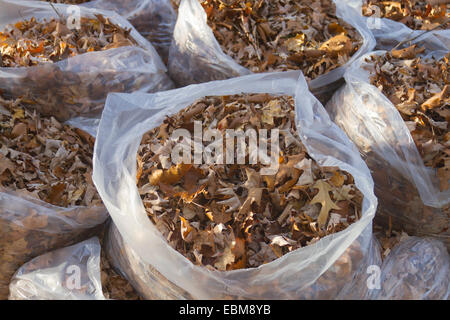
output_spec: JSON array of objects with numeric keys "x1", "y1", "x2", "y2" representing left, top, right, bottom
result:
[
  {"x1": 370, "y1": 236, "x2": 449, "y2": 300},
  {"x1": 347, "y1": 0, "x2": 449, "y2": 50},
  {"x1": 0, "y1": 0, "x2": 173, "y2": 122},
  {"x1": 37, "y1": 0, "x2": 177, "y2": 61},
  {"x1": 327, "y1": 48, "x2": 450, "y2": 249},
  {"x1": 168, "y1": 0, "x2": 375, "y2": 101},
  {"x1": 8, "y1": 236, "x2": 141, "y2": 300},
  {"x1": 93, "y1": 71, "x2": 378, "y2": 299},
  {"x1": 0, "y1": 96, "x2": 108, "y2": 299},
  {"x1": 105, "y1": 222, "x2": 381, "y2": 299}
]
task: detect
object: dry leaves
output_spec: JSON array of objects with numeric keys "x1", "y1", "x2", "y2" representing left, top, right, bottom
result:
[
  {"x1": 0, "y1": 12, "x2": 171, "y2": 121},
  {"x1": 373, "y1": 221, "x2": 410, "y2": 259},
  {"x1": 0, "y1": 15, "x2": 136, "y2": 67},
  {"x1": 202, "y1": 0, "x2": 362, "y2": 80},
  {"x1": 105, "y1": 223, "x2": 193, "y2": 299},
  {"x1": 100, "y1": 246, "x2": 141, "y2": 300},
  {"x1": 362, "y1": 0, "x2": 449, "y2": 30},
  {"x1": 372, "y1": 237, "x2": 449, "y2": 300},
  {"x1": 136, "y1": 93, "x2": 363, "y2": 271},
  {"x1": 0, "y1": 96, "x2": 101, "y2": 207},
  {"x1": 0, "y1": 96, "x2": 106, "y2": 299},
  {"x1": 365, "y1": 48, "x2": 449, "y2": 192},
  {"x1": 43, "y1": 0, "x2": 176, "y2": 61}
]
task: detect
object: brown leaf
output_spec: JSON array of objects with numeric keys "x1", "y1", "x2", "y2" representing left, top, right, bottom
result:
[
  {"x1": 391, "y1": 45, "x2": 424, "y2": 59},
  {"x1": 310, "y1": 180, "x2": 340, "y2": 228},
  {"x1": 46, "y1": 183, "x2": 66, "y2": 206}
]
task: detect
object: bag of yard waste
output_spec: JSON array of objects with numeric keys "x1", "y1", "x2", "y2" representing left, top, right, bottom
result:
[
  {"x1": 0, "y1": 0, "x2": 173, "y2": 122},
  {"x1": 0, "y1": 96, "x2": 108, "y2": 299},
  {"x1": 105, "y1": 223, "x2": 381, "y2": 299},
  {"x1": 327, "y1": 48, "x2": 449, "y2": 249},
  {"x1": 32, "y1": 0, "x2": 176, "y2": 61},
  {"x1": 346, "y1": 0, "x2": 449, "y2": 51},
  {"x1": 168, "y1": 0, "x2": 375, "y2": 102},
  {"x1": 8, "y1": 236, "x2": 141, "y2": 300},
  {"x1": 371, "y1": 236, "x2": 449, "y2": 300},
  {"x1": 93, "y1": 71, "x2": 379, "y2": 299}
]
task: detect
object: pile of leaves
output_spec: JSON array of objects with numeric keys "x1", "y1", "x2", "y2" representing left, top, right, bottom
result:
[
  {"x1": 362, "y1": 0, "x2": 449, "y2": 30},
  {"x1": 0, "y1": 10, "x2": 168, "y2": 122},
  {"x1": 42, "y1": 0, "x2": 176, "y2": 61},
  {"x1": 201, "y1": 0, "x2": 362, "y2": 80},
  {"x1": 136, "y1": 93, "x2": 363, "y2": 271},
  {"x1": 0, "y1": 14, "x2": 136, "y2": 67},
  {"x1": 365, "y1": 46, "x2": 449, "y2": 192},
  {"x1": 0, "y1": 97, "x2": 106, "y2": 299},
  {"x1": 0, "y1": 96, "x2": 101, "y2": 207}
]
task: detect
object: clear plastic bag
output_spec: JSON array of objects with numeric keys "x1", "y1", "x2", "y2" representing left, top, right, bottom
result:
[
  {"x1": 0, "y1": 189, "x2": 108, "y2": 299},
  {"x1": 0, "y1": 0, "x2": 174, "y2": 121},
  {"x1": 106, "y1": 222, "x2": 382, "y2": 299},
  {"x1": 371, "y1": 237, "x2": 449, "y2": 300},
  {"x1": 344, "y1": 0, "x2": 449, "y2": 51},
  {"x1": 93, "y1": 71, "x2": 378, "y2": 299},
  {"x1": 326, "y1": 50, "x2": 450, "y2": 249},
  {"x1": 167, "y1": 0, "x2": 376, "y2": 98},
  {"x1": 41, "y1": 0, "x2": 177, "y2": 61},
  {"x1": 8, "y1": 237, "x2": 105, "y2": 300}
]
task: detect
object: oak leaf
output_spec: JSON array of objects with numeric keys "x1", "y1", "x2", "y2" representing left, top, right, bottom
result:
[{"x1": 310, "y1": 180, "x2": 340, "y2": 227}]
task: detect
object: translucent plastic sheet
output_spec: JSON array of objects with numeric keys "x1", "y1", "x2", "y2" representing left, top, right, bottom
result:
[
  {"x1": 8, "y1": 237, "x2": 105, "y2": 300},
  {"x1": 0, "y1": 0, "x2": 173, "y2": 121},
  {"x1": 65, "y1": 116, "x2": 101, "y2": 138},
  {"x1": 93, "y1": 71, "x2": 378, "y2": 299},
  {"x1": 344, "y1": 0, "x2": 449, "y2": 51},
  {"x1": 327, "y1": 50, "x2": 450, "y2": 249},
  {"x1": 106, "y1": 222, "x2": 381, "y2": 299},
  {"x1": 0, "y1": 188, "x2": 107, "y2": 299},
  {"x1": 371, "y1": 237, "x2": 449, "y2": 300},
  {"x1": 167, "y1": 0, "x2": 376, "y2": 98}
]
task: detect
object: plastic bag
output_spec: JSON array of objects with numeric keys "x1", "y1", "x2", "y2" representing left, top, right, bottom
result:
[
  {"x1": 0, "y1": 190, "x2": 108, "y2": 299},
  {"x1": 344, "y1": 0, "x2": 449, "y2": 51},
  {"x1": 326, "y1": 50, "x2": 450, "y2": 249},
  {"x1": 167, "y1": 0, "x2": 375, "y2": 98},
  {"x1": 8, "y1": 234, "x2": 141, "y2": 300},
  {"x1": 0, "y1": 94, "x2": 109, "y2": 299},
  {"x1": 371, "y1": 237, "x2": 449, "y2": 300},
  {"x1": 33, "y1": 0, "x2": 177, "y2": 61},
  {"x1": 8, "y1": 237, "x2": 105, "y2": 300},
  {"x1": 0, "y1": 0, "x2": 174, "y2": 121},
  {"x1": 106, "y1": 222, "x2": 382, "y2": 299},
  {"x1": 93, "y1": 71, "x2": 378, "y2": 299}
]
